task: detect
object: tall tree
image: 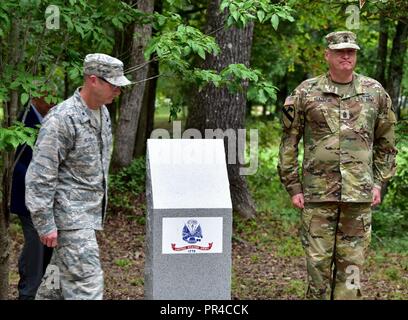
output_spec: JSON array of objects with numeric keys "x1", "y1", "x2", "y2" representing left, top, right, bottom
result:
[
  {"x1": 133, "y1": 59, "x2": 159, "y2": 158},
  {"x1": 386, "y1": 21, "x2": 408, "y2": 120},
  {"x1": 186, "y1": 0, "x2": 256, "y2": 218},
  {"x1": 375, "y1": 13, "x2": 388, "y2": 87},
  {"x1": 112, "y1": 0, "x2": 155, "y2": 170}
]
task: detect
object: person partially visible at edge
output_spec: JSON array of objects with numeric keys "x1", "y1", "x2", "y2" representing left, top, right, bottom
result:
[
  {"x1": 25, "y1": 53, "x2": 132, "y2": 300},
  {"x1": 278, "y1": 31, "x2": 397, "y2": 300},
  {"x1": 10, "y1": 95, "x2": 55, "y2": 300}
]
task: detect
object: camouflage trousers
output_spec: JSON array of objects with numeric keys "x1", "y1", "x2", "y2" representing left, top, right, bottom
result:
[
  {"x1": 301, "y1": 202, "x2": 371, "y2": 300},
  {"x1": 35, "y1": 229, "x2": 103, "y2": 300}
]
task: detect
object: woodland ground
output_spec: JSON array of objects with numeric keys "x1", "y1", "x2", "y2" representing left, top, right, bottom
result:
[{"x1": 8, "y1": 200, "x2": 408, "y2": 300}]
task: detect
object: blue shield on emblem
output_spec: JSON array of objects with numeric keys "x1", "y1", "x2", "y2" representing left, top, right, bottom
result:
[{"x1": 182, "y1": 220, "x2": 203, "y2": 244}]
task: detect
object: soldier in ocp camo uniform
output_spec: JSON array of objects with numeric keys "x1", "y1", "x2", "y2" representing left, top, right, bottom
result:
[
  {"x1": 278, "y1": 31, "x2": 397, "y2": 300},
  {"x1": 25, "y1": 53, "x2": 131, "y2": 300}
]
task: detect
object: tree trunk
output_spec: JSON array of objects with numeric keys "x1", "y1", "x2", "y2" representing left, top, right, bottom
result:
[
  {"x1": 386, "y1": 21, "x2": 408, "y2": 121},
  {"x1": 134, "y1": 59, "x2": 158, "y2": 158},
  {"x1": 0, "y1": 153, "x2": 11, "y2": 300},
  {"x1": 375, "y1": 14, "x2": 388, "y2": 87},
  {"x1": 112, "y1": 0, "x2": 155, "y2": 170},
  {"x1": 134, "y1": 0, "x2": 162, "y2": 158},
  {"x1": 186, "y1": 0, "x2": 256, "y2": 219},
  {"x1": 0, "y1": 16, "x2": 23, "y2": 299}
]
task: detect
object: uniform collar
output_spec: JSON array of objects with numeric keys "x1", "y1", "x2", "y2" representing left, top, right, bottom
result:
[
  {"x1": 74, "y1": 87, "x2": 105, "y2": 129},
  {"x1": 317, "y1": 72, "x2": 364, "y2": 97},
  {"x1": 73, "y1": 87, "x2": 92, "y2": 124},
  {"x1": 73, "y1": 87, "x2": 110, "y2": 130}
]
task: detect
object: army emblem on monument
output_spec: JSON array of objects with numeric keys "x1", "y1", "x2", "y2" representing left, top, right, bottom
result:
[
  {"x1": 170, "y1": 219, "x2": 213, "y2": 252},
  {"x1": 182, "y1": 219, "x2": 203, "y2": 244}
]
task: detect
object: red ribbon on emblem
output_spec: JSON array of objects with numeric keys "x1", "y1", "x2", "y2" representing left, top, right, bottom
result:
[{"x1": 171, "y1": 242, "x2": 213, "y2": 251}]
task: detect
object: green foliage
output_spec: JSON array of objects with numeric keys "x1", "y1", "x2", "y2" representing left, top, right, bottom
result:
[
  {"x1": 114, "y1": 258, "x2": 132, "y2": 268},
  {"x1": 248, "y1": 81, "x2": 278, "y2": 105},
  {"x1": 220, "y1": 0, "x2": 295, "y2": 29},
  {"x1": 246, "y1": 119, "x2": 300, "y2": 223},
  {"x1": 0, "y1": 0, "x2": 142, "y2": 152},
  {"x1": 190, "y1": 65, "x2": 278, "y2": 106},
  {"x1": 146, "y1": 16, "x2": 220, "y2": 71},
  {"x1": 284, "y1": 279, "x2": 305, "y2": 296},
  {"x1": 148, "y1": 1, "x2": 292, "y2": 120},
  {"x1": 0, "y1": 122, "x2": 37, "y2": 151},
  {"x1": 384, "y1": 266, "x2": 401, "y2": 281},
  {"x1": 372, "y1": 120, "x2": 408, "y2": 252},
  {"x1": 0, "y1": 0, "x2": 146, "y2": 130},
  {"x1": 109, "y1": 157, "x2": 146, "y2": 213},
  {"x1": 275, "y1": 236, "x2": 303, "y2": 257}
]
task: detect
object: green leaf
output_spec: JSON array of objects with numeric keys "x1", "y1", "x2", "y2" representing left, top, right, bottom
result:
[
  {"x1": 74, "y1": 24, "x2": 85, "y2": 38},
  {"x1": 20, "y1": 93, "x2": 29, "y2": 106},
  {"x1": 64, "y1": 15, "x2": 74, "y2": 31},
  {"x1": 240, "y1": 15, "x2": 247, "y2": 27},
  {"x1": 183, "y1": 46, "x2": 191, "y2": 56},
  {"x1": 271, "y1": 14, "x2": 279, "y2": 30},
  {"x1": 276, "y1": 11, "x2": 288, "y2": 19},
  {"x1": 220, "y1": 1, "x2": 229, "y2": 12},
  {"x1": 8, "y1": 134, "x2": 20, "y2": 149},
  {"x1": 247, "y1": 86, "x2": 258, "y2": 101},
  {"x1": 68, "y1": 68, "x2": 79, "y2": 80},
  {"x1": 257, "y1": 89, "x2": 267, "y2": 104},
  {"x1": 264, "y1": 86, "x2": 277, "y2": 99},
  {"x1": 112, "y1": 17, "x2": 123, "y2": 29},
  {"x1": 197, "y1": 47, "x2": 206, "y2": 60},
  {"x1": 257, "y1": 10, "x2": 265, "y2": 23},
  {"x1": 227, "y1": 16, "x2": 235, "y2": 27}
]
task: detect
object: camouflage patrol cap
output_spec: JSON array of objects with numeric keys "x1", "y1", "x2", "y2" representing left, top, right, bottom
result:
[
  {"x1": 84, "y1": 53, "x2": 131, "y2": 87},
  {"x1": 325, "y1": 31, "x2": 360, "y2": 50}
]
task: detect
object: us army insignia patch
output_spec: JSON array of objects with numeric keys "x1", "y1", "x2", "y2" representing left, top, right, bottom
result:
[
  {"x1": 282, "y1": 97, "x2": 295, "y2": 128},
  {"x1": 341, "y1": 110, "x2": 350, "y2": 120}
]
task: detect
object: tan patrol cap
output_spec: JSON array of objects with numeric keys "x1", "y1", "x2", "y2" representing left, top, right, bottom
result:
[{"x1": 325, "y1": 31, "x2": 360, "y2": 50}]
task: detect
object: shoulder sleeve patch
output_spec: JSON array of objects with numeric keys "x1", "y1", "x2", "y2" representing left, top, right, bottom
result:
[{"x1": 282, "y1": 97, "x2": 296, "y2": 128}]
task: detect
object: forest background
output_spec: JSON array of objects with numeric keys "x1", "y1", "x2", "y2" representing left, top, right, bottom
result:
[{"x1": 0, "y1": 0, "x2": 407, "y2": 299}]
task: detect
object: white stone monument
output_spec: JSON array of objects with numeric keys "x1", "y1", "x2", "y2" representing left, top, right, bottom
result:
[{"x1": 145, "y1": 139, "x2": 233, "y2": 300}]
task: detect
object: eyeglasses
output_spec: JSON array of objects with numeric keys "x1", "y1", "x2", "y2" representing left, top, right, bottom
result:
[
  {"x1": 97, "y1": 76, "x2": 120, "y2": 90},
  {"x1": 330, "y1": 49, "x2": 357, "y2": 56}
]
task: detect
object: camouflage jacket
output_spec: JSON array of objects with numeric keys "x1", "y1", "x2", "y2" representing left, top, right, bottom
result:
[
  {"x1": 26, "y1": 88, "x2": 113, "y2": 236},
  {"x1": 278, "y1": 72, "x2": 397, "y2": 203}
]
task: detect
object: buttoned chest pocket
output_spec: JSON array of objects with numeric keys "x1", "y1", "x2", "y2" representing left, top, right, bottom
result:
[
  {"x1": 304, "y1": 98, "x2": 337, "y2": 133},
  {"x1": 354, "y1": 99, "x2": 377, "y2": 132},
  {"x1": 72, "y1": 124, "x2": 100, "y2": 157}
]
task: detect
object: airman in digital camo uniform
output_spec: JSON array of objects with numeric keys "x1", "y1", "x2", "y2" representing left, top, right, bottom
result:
[{"x1": 26, "y1": 54, "x2": 131, "y2": 299}]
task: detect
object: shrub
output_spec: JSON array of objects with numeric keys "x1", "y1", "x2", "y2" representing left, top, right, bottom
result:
[
  {"x1": 108, "y1": 157, "x2": 146, "y2": 214},
  {"x1": 372, "y1": 120, "x2": 408, "y2": 252}
]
